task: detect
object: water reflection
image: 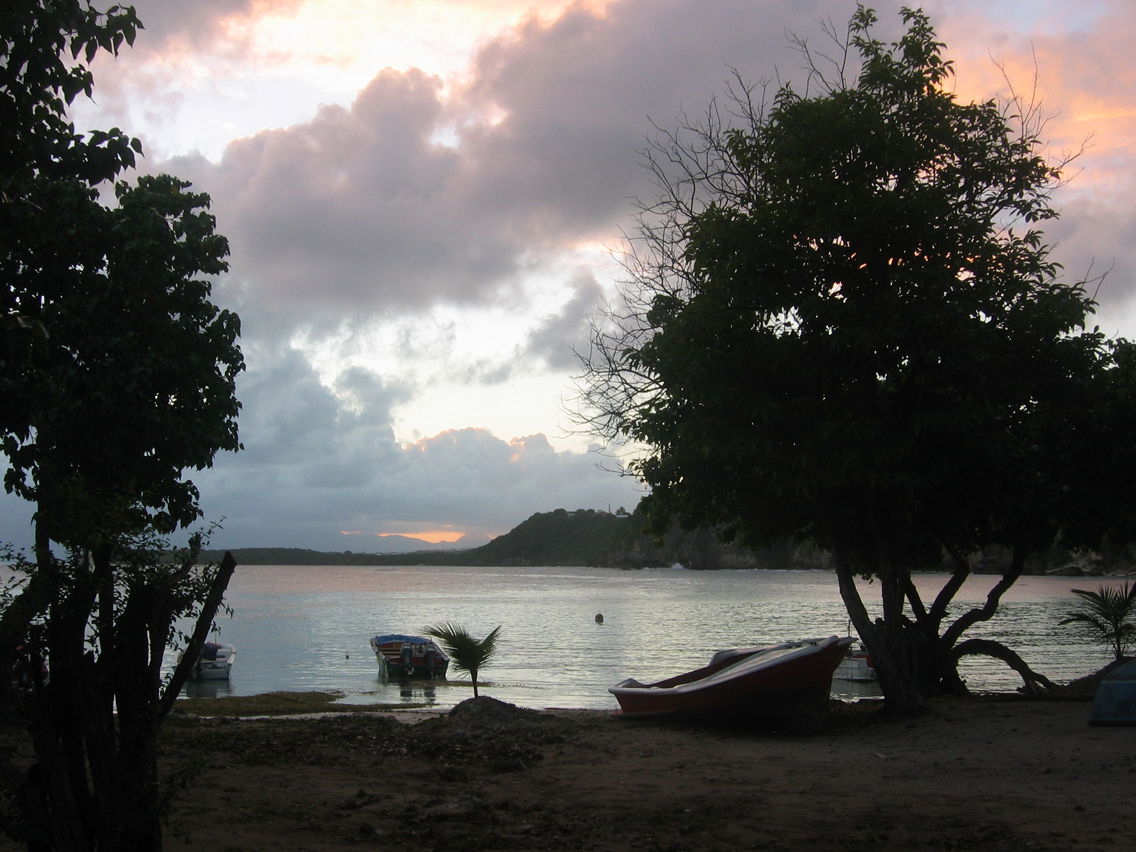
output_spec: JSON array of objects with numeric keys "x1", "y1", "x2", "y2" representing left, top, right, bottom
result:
[
  {"x1": 831, "y1": 678, "x2": 884, "y2": 701},
  {"x1": 396, "y1": 678, "x2": 438, "y2": 704},
  {"x1": 182, "y1": 679, "x2": 234, "y2": 700}
]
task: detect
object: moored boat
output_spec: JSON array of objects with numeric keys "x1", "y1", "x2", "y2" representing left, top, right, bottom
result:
[
  {"x1": 370, "y1": 634, "x2": 449, "y2": 679},
  {"x1": 834, "y1": 643, "x2": 877, "y2": 682},
  {"x1": 183, "y1": 641, "x2": 236, "y2": 680},
  {"x1": 609, "y1": 635, "x2": 852, "y2": 728}
]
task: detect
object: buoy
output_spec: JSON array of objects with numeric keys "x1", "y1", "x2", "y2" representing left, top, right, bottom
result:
[{"x1": 595, "y1": 613, "x2": 604, "y2": 623}]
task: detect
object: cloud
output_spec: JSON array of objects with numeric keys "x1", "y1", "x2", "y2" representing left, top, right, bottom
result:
[
  {"x1": 178, "y1": 349, "x2": 643, "y2": 551},
  {"x1": 522, "y1": 268, "x2": 604, "y2": 371},
  {"x1": 129, "y1": 0, "x2": 306, "y2": 49},
  {"x1": 158, "y1": 0, "x2": 917, "y2": 347},
  {"x1": 934, "y1": 0, "x2": 1136, "y2": 324},
  {"x1": 209, "y1": 69, "x2": 493, "y2": 322},
  {"x1": 10, "y1": 0, "x2": 1135, "y2": 555}
]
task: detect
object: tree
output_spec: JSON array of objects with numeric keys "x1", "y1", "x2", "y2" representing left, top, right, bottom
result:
[
  {"x1": 2, "y1": 0, "x2": 142, "y2": 437},
  {"x1": 577, "y1": 6, "x2": 1119, "y2": 714},
  {"x1": 1060, "y1": 583, "x2": 1136, "y2": 663},
  {"x1": 0, "y1": 0, "x2": 141, "y2": 197},
  {"x1": 4, "y1": 174, "x2": 242, "y2": 547},
  {"x1": 424, "y1": 623, "x2": 502, "y2": 698},
  {"x1": 1, "y1": 3, "x2": 245, "y2": 848}
]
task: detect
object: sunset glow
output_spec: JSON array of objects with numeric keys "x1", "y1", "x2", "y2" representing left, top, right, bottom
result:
[{"x1": 378, "y1": 531, "x2": 465, "y2": 544}]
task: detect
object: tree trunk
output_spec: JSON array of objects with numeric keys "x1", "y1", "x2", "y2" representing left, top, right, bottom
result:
[
  {"x1": 14, "y1": 541, "x2": 238, "y2": 851},
  {"x1": 831, "y1": 549, "x2": 928, "y2": 716},
  {"x1": 158, "y1": 552, "x2": 236, "y2": 719}
]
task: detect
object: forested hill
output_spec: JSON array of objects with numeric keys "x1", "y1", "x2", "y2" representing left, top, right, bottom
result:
[
  {"x1": 197, "y1": 508, "x2": 819, "y2": 569},
  {"x1": 454, "y1": 508, "x2": 801, "y2": 569},
  {"x1": 197, "y1": 508, "x2": 1126, "y2": 574}
]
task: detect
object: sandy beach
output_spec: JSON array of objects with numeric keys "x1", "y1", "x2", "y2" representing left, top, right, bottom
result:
[
  {"x1": 144, "y1": 694, "x2": 1133, "y2": 851},
  {"x1": 1, "y1": 693, "x2": 1132, "y2": 850}
]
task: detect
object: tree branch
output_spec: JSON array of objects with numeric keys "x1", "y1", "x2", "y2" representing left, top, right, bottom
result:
[
  {"x1": 951, "y1": 637, "x2": 1054, "y2": 694},
  {"x1": 943, "y1": 544, "x2": 1026, "y2": 648}
]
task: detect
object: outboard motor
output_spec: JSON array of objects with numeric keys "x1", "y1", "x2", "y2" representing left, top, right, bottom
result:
[{"x1": 399, "y1": 644, "x2": 413, "y2": 675}]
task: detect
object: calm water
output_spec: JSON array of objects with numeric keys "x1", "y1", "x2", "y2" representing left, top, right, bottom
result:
[{"x1": 165, "y1": 564, "x2": 1125, "y2": 710}]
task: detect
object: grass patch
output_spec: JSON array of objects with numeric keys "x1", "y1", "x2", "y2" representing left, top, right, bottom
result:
[{"x1": 172, "y1": 690, "x2": 428, "y2": 717}]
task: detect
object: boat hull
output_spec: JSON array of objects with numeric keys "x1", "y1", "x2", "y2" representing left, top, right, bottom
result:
[
  {"x1": 834, "y1": 646, "x2": 877, "y2": 682},
  {"x1": 610, "y1": 636, "x2": 852, "y2": 728},
  {"x1": 191, "y1": 659, "x2": 234, "y2": 680},
  {"x1": 370, "y1": 634, "x2": 449, "y2": 679},
  {"x1": 183, "y1": 642, "x2": 235, "y2": 680}
]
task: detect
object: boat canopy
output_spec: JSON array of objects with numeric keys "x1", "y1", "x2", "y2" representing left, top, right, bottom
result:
[{"x1": 372, "y1": 634, "x2": 434, "y2": 645}]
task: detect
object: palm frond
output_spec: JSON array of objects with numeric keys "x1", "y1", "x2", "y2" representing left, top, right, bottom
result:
[
  {"x1": 1059, "y1": 582, "x2": 1136, "y2": 661},
  {"x1": 423, "y1": 622, "x2": 502, "y2": 696}
]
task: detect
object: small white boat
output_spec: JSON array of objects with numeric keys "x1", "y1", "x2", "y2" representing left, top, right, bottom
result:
[
  {"x1": 182, "y1": 641, "x2": 236, "y2": 680},
  {"x1": 834, "y1": 643, "x2": 876, "y2": 682}
]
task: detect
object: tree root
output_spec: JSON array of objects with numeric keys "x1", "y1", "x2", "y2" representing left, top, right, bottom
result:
[{"x1": 950, "y1": 638, "x2": 1056, "y2": 695}]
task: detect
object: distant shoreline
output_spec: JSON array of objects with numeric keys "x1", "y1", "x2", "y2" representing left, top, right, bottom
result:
[
  {"x1": 194, "y1": 508, "x2": 1136, "y2": 575},
  {"x1": 197, "y1": 547, "x2": 1133, "y2": 577}
]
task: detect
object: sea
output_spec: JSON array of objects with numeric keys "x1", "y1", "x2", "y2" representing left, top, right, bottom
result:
[{"x1": 159, "y1": 564, "x2": 1125, "y2": 711}]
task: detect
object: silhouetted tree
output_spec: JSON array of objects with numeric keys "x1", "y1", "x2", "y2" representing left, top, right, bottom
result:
[
  {"x1": 577, "y1": 6, "x2": 1123, "y2": 714},
  {"x1": 1, "y1": 3, "x2": 243, "y2": 848}
]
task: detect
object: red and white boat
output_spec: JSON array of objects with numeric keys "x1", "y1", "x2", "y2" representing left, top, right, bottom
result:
[
  {"x1": 609, "y1": 636, "x2": 852, "y2": 726},
  {"x1": 370, "y1": 634, "x2": 449, "y2": 679}
]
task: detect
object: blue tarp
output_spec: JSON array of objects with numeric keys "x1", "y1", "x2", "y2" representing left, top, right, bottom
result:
[
  {"x1": 372, "y1": 634, "x2": 433, "y2": 645},
  {"x1": 1089, "y1": 659, "x2": 1136, "y2": 726}
]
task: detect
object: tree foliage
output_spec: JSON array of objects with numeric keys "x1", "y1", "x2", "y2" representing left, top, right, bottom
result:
[
  {"x1": 578, "y1": 6, "x2": 1125, "y2": 713},
  {"x1": 0, "y1": 0, "x2": 141, "y2": 192},
  {"x1": 1, "y1": 3, "x2": 245, "y2": 848},
  {"x1": 3, "y1": 174, "x2": 242, "y2": 547},
  {"x1": 1, "y1": 0, "x2": 143, "y2": 439}
]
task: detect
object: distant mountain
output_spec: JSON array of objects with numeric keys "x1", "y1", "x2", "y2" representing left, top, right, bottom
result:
[
  {"x1": 195, "y1": 506, "x2": 1127, "y2": 575},
  {"x1": 452, "y1": 507, "x2": 815, "y2": 569},
  {"x1": 198, "y1": 506, "x2": 826, "y2": 570}
]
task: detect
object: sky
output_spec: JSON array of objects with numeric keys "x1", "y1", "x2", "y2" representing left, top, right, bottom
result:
[{"x1": 3, "y1": 0, "x2": 1136, "y2": 553}]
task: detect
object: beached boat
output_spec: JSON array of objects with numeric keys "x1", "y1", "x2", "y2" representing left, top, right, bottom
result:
[
  {"x1": 184, "y1": 641, "x2": 236, "y2": 680},
  {"x1": 609, "y1": 636, "x2": 852, "y2": 726},
  {"x1": 834, "y1": 642, "x2": 877, "y2": 682},
  {"x1": 370, "y1": 634, "x2": 449, "y2": 679}
]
